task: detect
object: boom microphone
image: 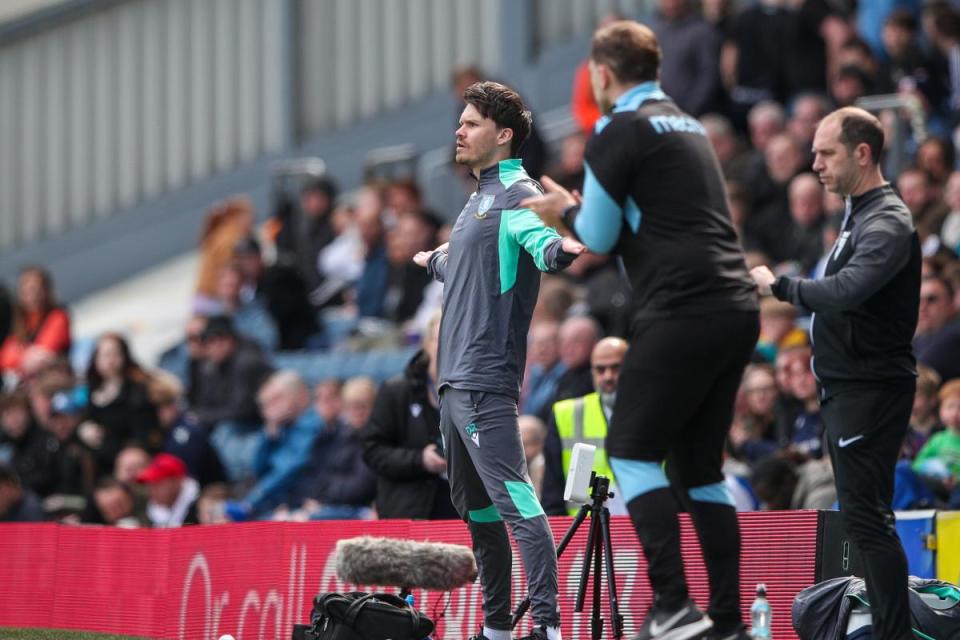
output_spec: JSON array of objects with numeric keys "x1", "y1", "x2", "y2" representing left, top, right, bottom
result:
[{"x1": 335, "y1": 536, "x2": 478, "y2": 592}]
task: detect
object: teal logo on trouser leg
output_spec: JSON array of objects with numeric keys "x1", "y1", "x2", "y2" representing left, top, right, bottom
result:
[{"x1": 465, "y1": 422, "x2": 480, "y2": 447}]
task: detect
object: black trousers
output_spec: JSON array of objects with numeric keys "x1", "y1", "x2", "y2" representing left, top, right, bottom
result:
[
  {"x1": 608, "y1": 310, "x2": 759, "y2": 631},
  {"x1": 821, "y1": 382, "x2": 914, "y2": 640}
]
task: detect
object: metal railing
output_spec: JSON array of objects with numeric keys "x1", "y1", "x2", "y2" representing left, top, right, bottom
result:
[
  {"x1": 0, "y1": 0, "x2": 290, "y2": 250},
  {"x1": 0, "y1": 0, "x2": 509, "y2": 252},
  {"x1": 0, "y1": 0, "x2": 675, "y2": 255},
  {"x1": 295, "y1": 0, "x2": 502, "y2": 138}
]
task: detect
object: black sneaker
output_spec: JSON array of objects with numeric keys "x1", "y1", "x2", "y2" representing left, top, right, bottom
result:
[
  {"x1": 704, "y1": 626, "x2": 751, "y2": 640},
  {"x1": 633, "y1": 599, "x2": 714, "y2": 640},
  {"x1": 517, "y1": 626, "x2": 549, "y2": 640}
]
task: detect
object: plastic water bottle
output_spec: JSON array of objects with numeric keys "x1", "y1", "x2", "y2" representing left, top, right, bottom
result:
[{"x1": 750, "y1": 583, "x2": 771, "y2": 639}]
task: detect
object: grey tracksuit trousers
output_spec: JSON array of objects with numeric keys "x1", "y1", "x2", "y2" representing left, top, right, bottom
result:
[{"x1": 440, "y1": 387, "x2": 559, "y2": 631}]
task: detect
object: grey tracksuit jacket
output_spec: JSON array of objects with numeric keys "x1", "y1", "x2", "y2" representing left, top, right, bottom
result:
[{"x1": 428, "y1": 158, "x2": 576, "y2": 399}]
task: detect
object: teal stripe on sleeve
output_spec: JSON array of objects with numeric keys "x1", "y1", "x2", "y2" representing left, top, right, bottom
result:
[
  {"x1": 499, "y1": 208, "x2": 562, "y2": 291},
  {"x1": 498, "y1": 212, "x2": 521, "y2": 293}
]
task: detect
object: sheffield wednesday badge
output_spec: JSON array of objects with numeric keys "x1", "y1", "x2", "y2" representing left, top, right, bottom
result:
[{"x1": 475, "y1": 194, "x2": 495, "y2": 219}]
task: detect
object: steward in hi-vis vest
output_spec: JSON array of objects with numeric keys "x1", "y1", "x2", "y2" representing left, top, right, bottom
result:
[{"x1": 541, "y1": 338, "x2": 628, "y2": 516}]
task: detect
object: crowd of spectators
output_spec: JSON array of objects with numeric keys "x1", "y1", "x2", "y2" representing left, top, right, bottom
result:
[{"x1": 3, "y1": 0, "x2": 960, "y2": 526}]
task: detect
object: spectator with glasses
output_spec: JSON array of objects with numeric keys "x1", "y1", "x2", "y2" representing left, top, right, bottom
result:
[{"x1": 914, "y1": 275, "x2": 960, "y2": 381}]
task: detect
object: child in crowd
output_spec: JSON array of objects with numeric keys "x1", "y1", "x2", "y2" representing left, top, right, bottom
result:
[
  {"x1": 913, "y1": 379, "x2": 960, "y2": 506},
  {"x1": 902, "y1": 365, "x2": 944, "y2": 461}
]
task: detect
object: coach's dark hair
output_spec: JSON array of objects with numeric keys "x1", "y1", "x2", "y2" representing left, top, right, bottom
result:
[
  {"x1": 834, "y1": 109, "x2": 884, "y2": 165},
  {"x1": 591, "y1": 21, "x2": 661, "y2": 85},
  {"x1": 462, "y1": 81, "x2": 532, "y2": 157}
]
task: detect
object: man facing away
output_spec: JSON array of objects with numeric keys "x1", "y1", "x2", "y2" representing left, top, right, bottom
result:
[{"x1": 524, "y1": 20, "x2": 760, "y2": 640}]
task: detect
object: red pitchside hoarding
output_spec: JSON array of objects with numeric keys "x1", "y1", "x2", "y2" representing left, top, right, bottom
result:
[{"x1": 0, "y1": 512, "x2": 819, "y2": 639}]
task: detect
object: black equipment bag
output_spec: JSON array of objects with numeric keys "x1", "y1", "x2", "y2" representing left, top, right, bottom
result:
[
  {"x1": 792, "y1": 576, "x2": 960, "y2": 639},
  {"x1": 309, "y1": 591, "x2": 434, "y2": 640}
]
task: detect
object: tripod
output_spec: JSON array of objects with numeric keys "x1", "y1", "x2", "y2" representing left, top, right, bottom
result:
[{"x1": 511, "y1": 473, "x2": 624, "y2": 639}]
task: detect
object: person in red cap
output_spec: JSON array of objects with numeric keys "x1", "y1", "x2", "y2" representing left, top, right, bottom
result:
[{"x1": 136, "y1": 453, "x2": 199, "y2": 527}]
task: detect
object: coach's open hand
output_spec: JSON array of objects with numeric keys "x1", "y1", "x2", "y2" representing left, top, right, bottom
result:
[
  {"x1": 413, "y1": 242, "x2": 449, "y2": 268},
  {"x1": 750, "y1": 265, "x2": 776, "y2": 296},
  {"x1": 521, "y1": 175, "x2": 580, "y2": 233}
]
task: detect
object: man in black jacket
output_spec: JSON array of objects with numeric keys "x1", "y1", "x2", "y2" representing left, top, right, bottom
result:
[
  {"x1": 0, "y1": 464, "x2": 45, "y2": 522},
  {"x1": 233, "y1": 236, "x2": 320, "y2": 350},
  {"x1": 0, "y1": 390, "x2": 58, "y2": 496},
  {"x1": 362, "y1": 311, "x2": 457, "y2": 520},
  {"x1": 189, "y1": 316, "x2": 274, "y2": 482},
  {"x1": 752, "y1": 106, "x2": 921, "y2": 640}
]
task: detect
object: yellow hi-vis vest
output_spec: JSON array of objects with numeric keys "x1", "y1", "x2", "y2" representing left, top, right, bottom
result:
[{"x1": 553, "y1": 391, "x2": 614, "y2": 515}]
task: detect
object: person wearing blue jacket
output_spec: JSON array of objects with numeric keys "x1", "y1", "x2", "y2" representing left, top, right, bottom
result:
[{"x1": 226, "y1": 371, "x2": 319, "y2": 519}]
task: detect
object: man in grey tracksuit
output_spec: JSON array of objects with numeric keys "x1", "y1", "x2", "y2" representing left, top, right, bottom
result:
[{"x1": 415, "y1": 81, "x2": 585, "y2": 640}]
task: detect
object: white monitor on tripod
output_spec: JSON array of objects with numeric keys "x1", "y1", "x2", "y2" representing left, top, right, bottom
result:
[{"x1": 564, "y1": 442, "x2": 596, "y2": 504}]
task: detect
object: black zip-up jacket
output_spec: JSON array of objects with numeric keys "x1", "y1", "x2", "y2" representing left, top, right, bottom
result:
[
  {"x1": 361, "y1": 350, "x2": 455, "y2": 520},
  {"x1": 772, "y1": 184, "x2": 920, "y2": 393},
  {"x1": 0, "y1": 422, "x2": 58, "y2": 497}
]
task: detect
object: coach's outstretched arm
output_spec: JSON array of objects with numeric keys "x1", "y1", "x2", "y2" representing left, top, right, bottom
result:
[
  {"x1": 413, "y1": 242, "x2": 449, "y2": 281},
  {"x1": 523, "y1": 115, "x2": 637, "y2": 255},
  {"x1": 505, "y1": 206, "x2": 586, "y2": 272},
  {"x1": 523, "y1": 170, "x2": 629, "y2": 255}
]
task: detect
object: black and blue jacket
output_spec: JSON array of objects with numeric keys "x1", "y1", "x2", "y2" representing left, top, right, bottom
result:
[{"x1": 566, "y1": 82, "x2": 757, "y2": 321}]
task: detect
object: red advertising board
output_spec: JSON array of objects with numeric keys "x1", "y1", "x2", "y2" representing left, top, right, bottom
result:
[{"x1": 0, "y1": 512, "x2": 819, "y2": 639}]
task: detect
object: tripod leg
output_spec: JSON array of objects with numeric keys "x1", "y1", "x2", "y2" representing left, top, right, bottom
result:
[
  {"x1": 556, "y1": 503, "x2": 590, "y2": 558},
  {"x1": 592, "y1": 513, "x2": 604, "y2": 640},
  {"x1": 575, "y1": 507, "x2": 597, "y2": 612},
  {"x1": 510, "y1": 599, "x2": 531, "y2": 630},
  {"x1": 512, "y1": 504, "x2": 590, "y2": 630},
  {"x1": 600, "y1": 507, "x2": 625, "y2": 639}
]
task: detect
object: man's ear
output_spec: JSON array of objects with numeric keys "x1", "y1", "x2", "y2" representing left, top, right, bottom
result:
[
  {"x1": 599, "y1": 63, "x2": 618, "y2": 91},
  {"x1": 592, "y1": 62, "x2": 607, "y2": 90},
  {"x1": 856, "y1": 142, "x2": 872, "y2": 166},
  {"x1": 497, "y1": 127, "x2": 514, "y2": 148}
]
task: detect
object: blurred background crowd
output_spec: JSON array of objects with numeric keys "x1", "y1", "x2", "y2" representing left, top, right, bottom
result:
[{"x1": 2, "y1": 0, "x2": 960, "y2": 527}]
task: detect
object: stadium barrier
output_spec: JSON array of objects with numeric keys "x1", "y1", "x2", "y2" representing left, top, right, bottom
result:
[{"x1": 0, "y1": 512, "x2": 822, "y2": 639}]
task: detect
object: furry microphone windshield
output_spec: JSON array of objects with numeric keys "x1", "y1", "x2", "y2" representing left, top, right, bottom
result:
[{"x1": 335, "y1": 536, "x2": 478, "y2": 591}]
